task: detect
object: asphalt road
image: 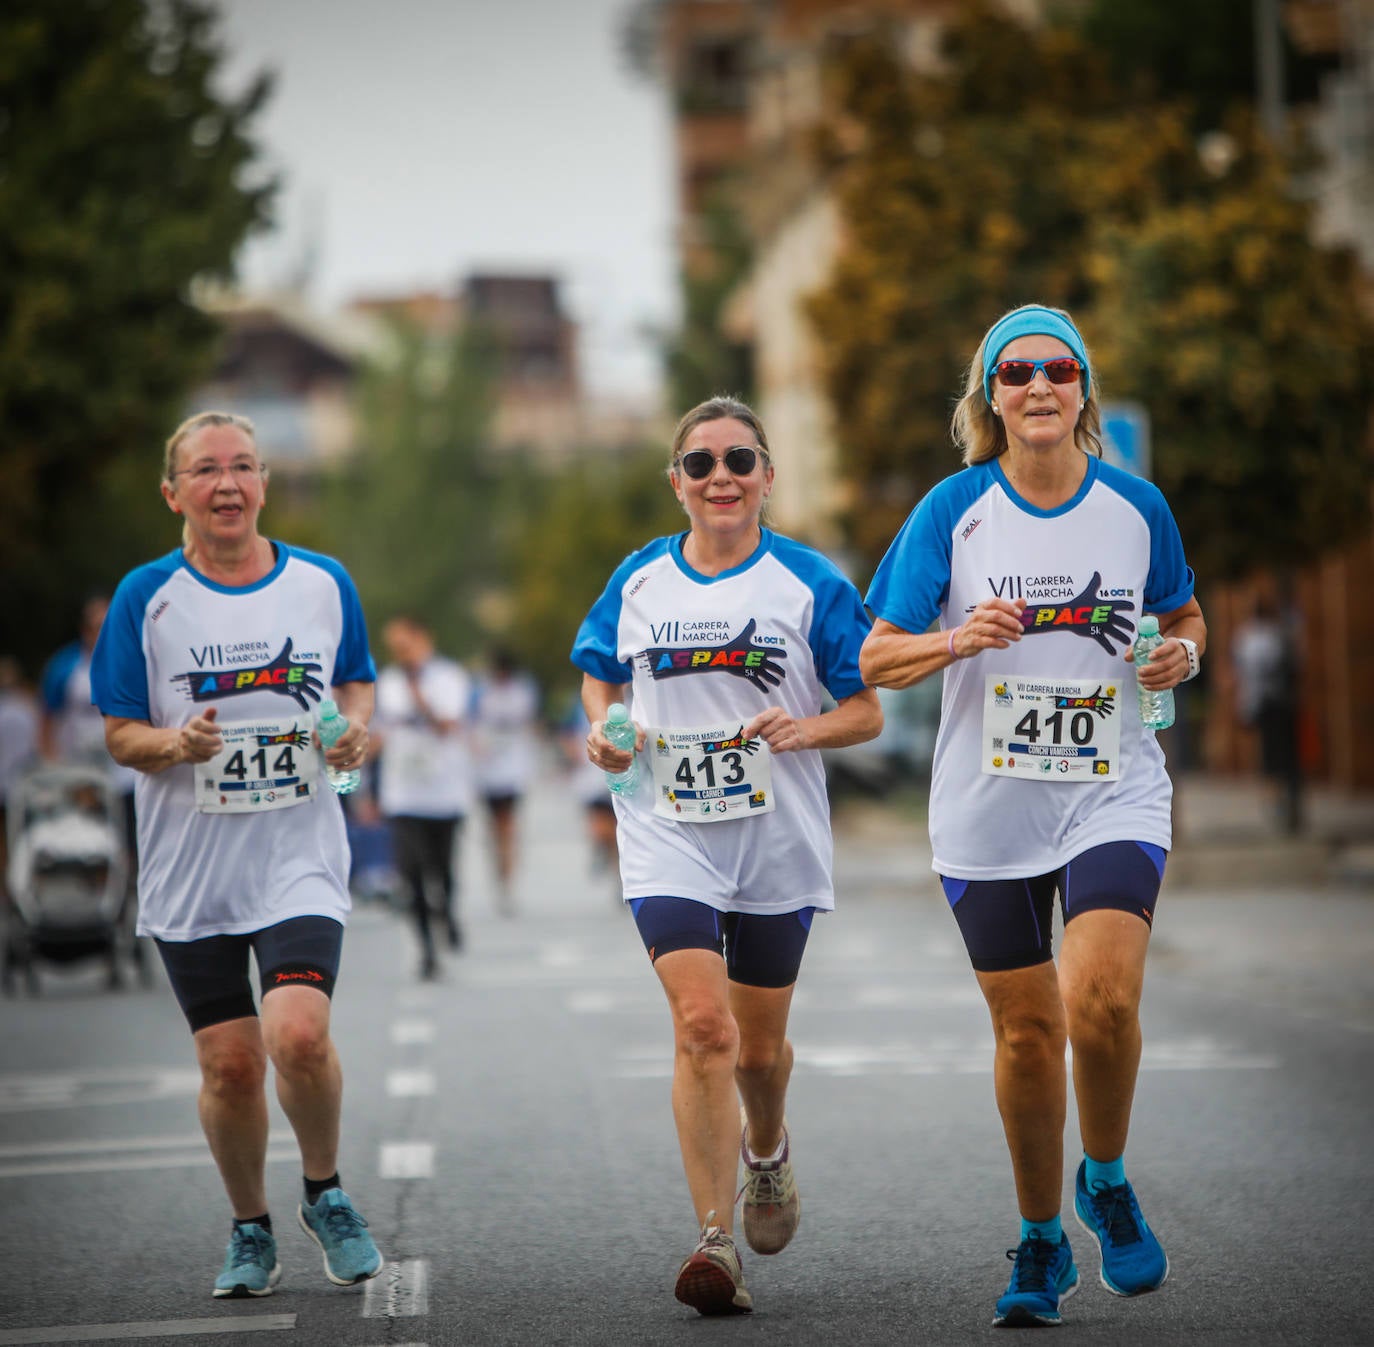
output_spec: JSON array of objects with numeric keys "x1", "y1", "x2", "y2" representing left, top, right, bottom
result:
[{"x1": 2, "y1": 768, "x2": 1371, "y2": 1346}]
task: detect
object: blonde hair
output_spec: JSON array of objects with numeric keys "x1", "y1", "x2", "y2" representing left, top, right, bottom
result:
[
  {"x1": 163, "y1": 411, "x2": 261, "y2": 548},
  {"x1": 163, "y1": 410, "x2": 258, "y2": 481},
  {"x1": 950, "y1": 316, "x2": 1104, "y2": 465}
]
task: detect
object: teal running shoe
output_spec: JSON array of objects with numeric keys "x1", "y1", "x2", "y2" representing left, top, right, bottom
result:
[
  {"x1": 297, "y1": 1188, "x2": 383, "y2": 1286},
  {"x1": 993, "y1": 1233, "x2": 1078, "y2": 1327},
  {"x1": 212, "y1": 1222, "x2": 281, "y2": 1299},
  {"x1": 1074, "y1": 1161, "x2": 1169, "y2": 1296}
]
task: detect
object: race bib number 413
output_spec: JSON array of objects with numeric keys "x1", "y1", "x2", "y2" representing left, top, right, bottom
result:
[
  {"x1": 649, "y1": 723, "x2": 775, "y2": 822},
  {"x1": 195, "y1": 717, "x2": 319, "y2": 814},
  {"x1": 980, "y1": 675, "x2": 1121, "y2": 783}
]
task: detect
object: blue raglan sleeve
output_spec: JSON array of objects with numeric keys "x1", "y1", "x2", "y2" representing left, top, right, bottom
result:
[
  {"x1": 1141, "y1": 491, "x2": 1195, "y2": 616},
  {"x1": 90, "y1": 572, "x2": 157, "y2": 721},
  {"x1": 290, "y1": 547, "x2": 376, "y2": 684},
  {"x1": 864, "y1": 480, "x2": 962, "y2": 634},
  {"x1": 570, "y1": 552, "x2": 644, "y2": 685},
  {"x1": 773, "y1": 539, "x2": 871, "y2": 700},
  {"x1": 329, "y1": 564, "x2": 376, "y2": 685}
]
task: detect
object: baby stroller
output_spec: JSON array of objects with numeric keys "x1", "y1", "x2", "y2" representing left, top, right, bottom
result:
[{"x1": 2, "y1": 764, "x2": 141, "y2": 994}]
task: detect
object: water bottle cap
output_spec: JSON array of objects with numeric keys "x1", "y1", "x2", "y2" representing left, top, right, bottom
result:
[
  {"x1": 318, "y1": 698, "x2": 339, "y2": 718},
  {"x1": 1138, "y1": 616, "x2": 1160, "y2": 637},
  {"x1": 607, "y1": 703, "x2": 630, "y2": 724}
]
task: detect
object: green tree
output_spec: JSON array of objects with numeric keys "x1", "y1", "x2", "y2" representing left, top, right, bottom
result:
[
  {"x1": 1074, "y1": 0, "x2": 1334, "y2": 131},
  {"x1": 504, "y1": 449, "x2": 686, "y2": 699},
  {"x1": 0, "y1": 0, "x2": 274, "y2": 667},
  {"x1": 664, "y1": 193, "x2": 755, "y2": 411},
  {"x1": 1089, "y1": 126, "x2": 1374, "y2": 579},
  {"x1": 323, "y1": 322, "x2": 508, "y2": 659},
  {"x1": 805, "y1": 4, "x2": 1371, "y2": 576}
]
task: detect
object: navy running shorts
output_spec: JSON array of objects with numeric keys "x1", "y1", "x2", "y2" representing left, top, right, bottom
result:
[
  {"x1": 939, "y1": 841, "x2": 1166, "y2": 973},
  {"x1": 629, "y1": 895, "x2": 815, "y2": 990},
  {"x1": 155, "y1": 915, "x2": 344, "y2": 1033}
]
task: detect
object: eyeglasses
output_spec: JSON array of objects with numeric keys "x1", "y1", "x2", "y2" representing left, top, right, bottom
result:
[
  {"x1": 992, "y1": 357, "x2": 1083, "y2": 387},
  {"x1": 168, "y1": 460, "x2": 266, "y2": 486},
  {"x1": 675, "y1": 446, "x2": 766, "y2": 480}
]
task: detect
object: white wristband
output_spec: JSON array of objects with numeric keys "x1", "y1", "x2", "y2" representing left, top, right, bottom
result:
[{"x1": 1177, "y1": 637, "x2": 1200, "y2": 681}]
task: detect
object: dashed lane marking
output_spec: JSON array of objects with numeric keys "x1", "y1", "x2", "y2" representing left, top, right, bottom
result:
[
  {"x1": 380, "y1": 1143, "x2": 435, "y2": 1178},
  {"x1": 0, "y1": 1314, "x2": 295, "y2": 1343},
  {"x1": 385, "y1": 1070, "x2": 436, "y2": 1097},
  {"x1": 362, "y1": 1259, "x2": 429, "y2": 1318},
  {"x1": 390, "y1": 1020, "x2": 436, "y2": 1045}
]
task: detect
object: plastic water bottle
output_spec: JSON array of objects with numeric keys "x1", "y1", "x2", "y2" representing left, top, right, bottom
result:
[
  {"x1": 1134, "y1": 616, "x2": 1175, "y2": 730},
  {"x1": 602, "y1": 703, "x2": 641, "y2": 797},
  {"x1": 316, "y1": 699, "x2": 361, "y2": 794}
]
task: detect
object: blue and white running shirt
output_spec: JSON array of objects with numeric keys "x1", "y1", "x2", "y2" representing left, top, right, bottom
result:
[
  {"x1": 90, "y1": 544, "x2": 376, "y2": 941},
  {"x1": 866, "y1": 456, "x2": 1195, "y2": 880},
  {"x1": 571, "y1": 529, "x2": 871, "y2": 915}
]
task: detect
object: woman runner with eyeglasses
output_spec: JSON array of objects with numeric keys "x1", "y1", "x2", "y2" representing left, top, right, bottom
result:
[
  {"x1": 90, "y1": 411, "x2": 383, "y2": 1299},
  {"x1": 861, "y1": 306, "x2": 1206, "y2": 1328},
  {"x1": 572, "y1": 396, "x2": 882, "y2": 1317}
]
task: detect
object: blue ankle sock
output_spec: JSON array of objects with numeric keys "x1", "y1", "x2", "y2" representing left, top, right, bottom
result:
[
  {"x1": 1021, "y1": 1214, "x2": 1063, "y2": 1244},
  {"x1": 1084, "y1": 1153, "x2": 1127, "y2": 1188}
]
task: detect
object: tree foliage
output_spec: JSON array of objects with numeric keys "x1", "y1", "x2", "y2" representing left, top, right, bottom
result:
[
  {"x1": 664, "y1": 193, "x2": 755, "y2": 411},
  {"x1": 1074, "y1": 0, "x2": 1334, "y2": 131},
  {"x1": 0, "y1": 0, "x2": 274, "y2": 667},
  {"x1": 805, "y1": 2, "x2": 1372, "y2": 580},
  {"x1": 322, "y1": 323, "x2": 511, "y2": 661},
  {"x1": 502, "y1": 448, "x2": 687, "y2": 702}
]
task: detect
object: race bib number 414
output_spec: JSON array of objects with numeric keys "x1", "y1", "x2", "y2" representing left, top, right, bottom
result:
[
  {"x1": 649, "y1": 723, "x2": 775, "y2": 822},
  {"x1": 195, "y1": 717, "x2": 319, "y2": 814},
  {"x1": 980, "y1": 675, "x2": 1121, "y2": 783}
]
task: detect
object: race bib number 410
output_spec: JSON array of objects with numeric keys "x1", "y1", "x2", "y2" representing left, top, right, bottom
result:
[
  {"x1": 649, "y1": 723, "x2": 775, "y2": 823},
  {"x1": 980, "y1": 675, "x2": 1121, "y2": 783},
  {"x1": 195, "y1": 716, "x2": 319, "y2": 814}
]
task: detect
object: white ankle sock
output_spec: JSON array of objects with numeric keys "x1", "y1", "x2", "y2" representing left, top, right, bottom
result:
[{"x1": 746, "y1": 1132, "x2": 786, "y2": 1165}]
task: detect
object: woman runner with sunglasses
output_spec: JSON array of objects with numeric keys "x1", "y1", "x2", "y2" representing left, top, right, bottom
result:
[
  {"x1": 861, "y1": 305, "x2": 1206, "y2": 1328},
  {"x1": 572, "y1": 396, "x2": 882, "y2": 1317}
]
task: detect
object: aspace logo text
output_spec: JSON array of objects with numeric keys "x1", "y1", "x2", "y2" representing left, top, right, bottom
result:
[
  {"x1": 641, "y1": 618, "x2": 787, "y2": 692},
  {"x1": 171, "y1": 638, "x2": 325, "y2": 710}
]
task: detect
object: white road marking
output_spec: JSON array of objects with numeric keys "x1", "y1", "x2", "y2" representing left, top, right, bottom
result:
[
  {"x1": 379, "y1": 1142, "x2": 435, "y2": 1178},
  {"x1": 390, "y1": 1020, "x2": 436, "y2": 1045},
  {"x1": 0, "y1": 1147, "x2": 297, "y2": 1181},
  {"x1": 612, "y1": 1037, "x2": 1280, "y2": 1078},
  {"x1": 0, "y1": 1133, "x2": 206, "y2": 1159},
  {"x1": 0, "y1": 1069, "x2": 200, "y2": 1114},
  {"x1": 362, "y1": 1259, "x2": 429, "y2": 1318},
  {"x1": 0, "y1": 1314, "x2": 295, "y2": 1343},
  {"x1": 385, "y1": 1070, "x2": 436, "y2": 1097},
  {"x1": 566, "y1": 990, "x2": 620, "y2": 1013}
]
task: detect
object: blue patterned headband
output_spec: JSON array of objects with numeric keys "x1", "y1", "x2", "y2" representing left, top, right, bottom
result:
[{"x1": 981, "y1": 306, "x2": 1091, "y2": 402}]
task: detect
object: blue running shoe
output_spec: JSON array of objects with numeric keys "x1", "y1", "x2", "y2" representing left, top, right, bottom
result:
[
  {"x1": 213, "y1": 1223, "x2": 281, "y2": 1299},
  {"x1": 1074, "y1": 1161, "x2": 1169, "y2": 1296},
  {"x1": 297, "y1": 1188, "x2": 383, "y2": 1286},
  {"x1": 993, "y1": 1234, "x2": 1078, "y2": 1327}
]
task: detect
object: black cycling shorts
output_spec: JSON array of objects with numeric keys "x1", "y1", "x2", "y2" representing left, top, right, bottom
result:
[
  {"x1": 155, "y1": 915, "x2": 344, "y2": 1033},
  {"x1": 939, "y1": 841, "x2": 1165, "y2": 973},
  {"x1": 629, "y1": 895, "x2": 815, "y2": 990}
]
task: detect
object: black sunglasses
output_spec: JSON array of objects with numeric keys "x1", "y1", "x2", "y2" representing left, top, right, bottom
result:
[{"x1": 676, "y1": 446, "x2": 766, "y2": 480}]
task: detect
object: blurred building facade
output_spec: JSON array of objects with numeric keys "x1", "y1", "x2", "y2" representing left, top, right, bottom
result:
[
  {"x1": 643, "y1": 0, "x2": 1374, "y2": 792},
  {"x1": 197, "y1": 272, "x2": 651, "y2": 474}
]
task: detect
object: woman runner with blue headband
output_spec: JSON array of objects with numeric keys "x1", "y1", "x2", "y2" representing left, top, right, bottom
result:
[{"x1": 861, "y1": 305, "x2": 1207, "y2": 1328}]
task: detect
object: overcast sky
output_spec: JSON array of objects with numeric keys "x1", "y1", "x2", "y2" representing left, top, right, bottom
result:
[{"x1": 215, "y1": 0, "x2": 677, "y2": 404}]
